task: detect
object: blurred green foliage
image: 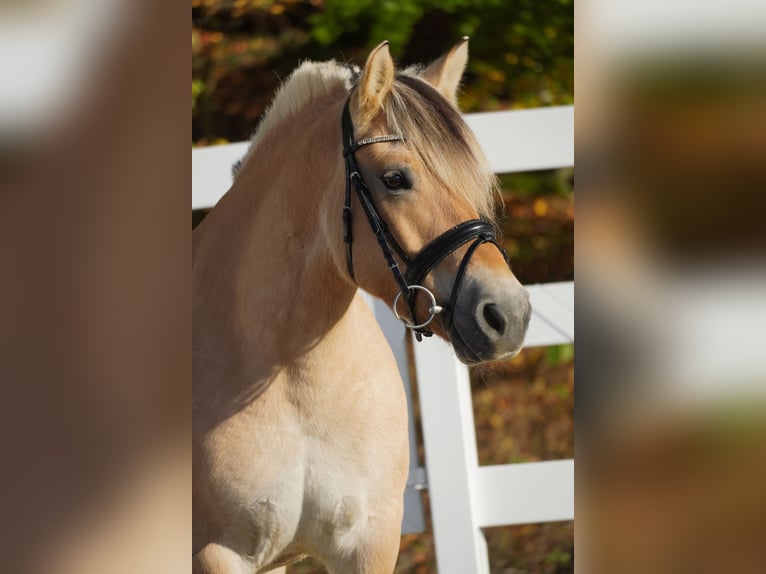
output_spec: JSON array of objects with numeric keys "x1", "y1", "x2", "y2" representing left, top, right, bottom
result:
[
  {"x1": 192, "y1": 0, "x2": 573, "y2": 142},
  {"x1": 547, "y1": 343, "x2": 575, "y2": 367}
]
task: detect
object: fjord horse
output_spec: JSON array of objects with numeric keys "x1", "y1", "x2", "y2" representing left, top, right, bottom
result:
[{"x1": 193, "y1": 39, "x2": 530, "y2": 573}]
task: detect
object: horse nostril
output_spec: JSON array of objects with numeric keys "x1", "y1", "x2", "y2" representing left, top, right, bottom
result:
[{"x1": 482, "y1": 303, "x2": 507, "y2": 336}]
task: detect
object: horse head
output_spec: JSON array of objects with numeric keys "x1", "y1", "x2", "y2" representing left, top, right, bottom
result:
[{"x1": 339, "y1": 39, "x2": 531, "y2": 363}]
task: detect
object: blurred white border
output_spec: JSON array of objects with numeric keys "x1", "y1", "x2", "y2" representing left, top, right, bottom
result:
[
  {"x1": 0, "y1": 0, "x2": 129, "y2": 135},
  {"x1": 590, "y1": 0, "x2": 766, "y2": 54}
]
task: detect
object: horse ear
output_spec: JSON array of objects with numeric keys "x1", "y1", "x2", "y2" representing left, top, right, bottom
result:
[
  {"x1": 420, "y1": 36, "x2": 469, "y2": 104},
  {"x1": 357, "y1": 41, "x2": 395, "y2": 118}
]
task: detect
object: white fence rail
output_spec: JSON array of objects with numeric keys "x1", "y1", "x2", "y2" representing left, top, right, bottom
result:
[
  {"x1": 192, "y1": 105, "x2": 574, "y2": 574},
  {"x1": 192, "y1": 106, "x2": 573, "y2": 209}
]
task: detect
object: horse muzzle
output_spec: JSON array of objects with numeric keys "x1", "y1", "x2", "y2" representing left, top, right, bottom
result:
[{"x1": 447, "y1": 279, "x2": 531, "y2": 364}]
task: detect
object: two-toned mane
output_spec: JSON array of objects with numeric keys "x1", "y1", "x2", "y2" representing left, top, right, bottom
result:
[
  {"x1": 230, "y1": 61, "x2": 360, "y2": 179},
  {"x1": 193, "y1": 39, "x2": 530, "y2": 573}
]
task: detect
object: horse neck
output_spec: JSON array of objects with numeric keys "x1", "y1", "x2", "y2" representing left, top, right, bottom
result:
[{"x1": 194, "y1": 92, "x2": 356, "y2": 372}]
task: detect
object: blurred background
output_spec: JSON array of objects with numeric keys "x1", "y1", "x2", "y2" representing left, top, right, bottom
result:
[
  {"x1": 1, "y1": 2, "x2": 189, "y2": 574},
  {"x1": 577, "y1": 1, "x2": 766, "y2": 572},
  {"x1": 192, "y1": 1, "x2": 574, "y2": 572}
]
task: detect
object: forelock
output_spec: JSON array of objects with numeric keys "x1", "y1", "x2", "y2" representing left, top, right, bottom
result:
[{"x1": 382, "y1": 72, "x2": 499, "y2": 223}]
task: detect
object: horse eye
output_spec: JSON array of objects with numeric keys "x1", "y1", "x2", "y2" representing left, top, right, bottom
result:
[{"x1": 382, "y1": 171, "x2": 405, "y2": 190}]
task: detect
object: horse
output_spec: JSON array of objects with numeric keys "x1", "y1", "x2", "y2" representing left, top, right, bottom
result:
[{"x1": 192, "y1": 38, "x2": 531, "y2": 573}]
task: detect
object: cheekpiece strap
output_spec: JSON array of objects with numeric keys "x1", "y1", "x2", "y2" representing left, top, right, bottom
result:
[{"x1": 341, "y1": 97, "x2": 413, "y2": 321}]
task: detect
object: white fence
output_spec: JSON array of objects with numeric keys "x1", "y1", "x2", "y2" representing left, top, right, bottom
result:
[{"x1": 192, "y1": 105, "x2": 574, "y2": 573}]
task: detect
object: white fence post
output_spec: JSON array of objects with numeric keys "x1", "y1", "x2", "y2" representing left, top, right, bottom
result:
[
  {"x1": 362, "y1": 293, "x2": 427, "y2": 533},
  {"x1": 413, "y1": 336, "x2": 490, "y2": 574}
]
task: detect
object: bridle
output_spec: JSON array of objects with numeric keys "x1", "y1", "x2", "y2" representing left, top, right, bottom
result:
[{"x1": 341, "y1": 95, "x2": 507, "y2": 341}]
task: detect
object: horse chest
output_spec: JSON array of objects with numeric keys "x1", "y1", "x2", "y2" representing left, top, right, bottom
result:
[{"x1": 207, "y1": 367, "x2": 405, "y2": 566}]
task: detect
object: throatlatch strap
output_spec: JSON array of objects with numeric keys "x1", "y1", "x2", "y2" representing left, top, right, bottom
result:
[{"x1": 342, "y1": 100, "x2": 357, "y2": 281}]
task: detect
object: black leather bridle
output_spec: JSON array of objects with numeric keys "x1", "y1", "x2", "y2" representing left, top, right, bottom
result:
[{"x1": 341, "y1": 96, "x2": 506, "y2": 340}]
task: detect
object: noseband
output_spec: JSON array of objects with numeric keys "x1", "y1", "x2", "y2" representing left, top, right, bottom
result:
[{"x1": 341, "y1": 96, "x2": 506, "y2": 340}]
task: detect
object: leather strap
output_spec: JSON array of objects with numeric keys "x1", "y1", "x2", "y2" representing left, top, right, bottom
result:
[
  {"x1": 405, "y1": 219, "x2": 497, "y2": 287},
  {"x1": 341, "y1": 98, "x2": 417, "y2": 327}
]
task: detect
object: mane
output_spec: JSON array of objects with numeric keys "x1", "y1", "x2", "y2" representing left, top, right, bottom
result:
[
  {"x1": 232, "y1": 60, "x2": 358, "y2": 178},
  {"x1": 385, "y1": 71, "x2": 500, "y2": 225}
]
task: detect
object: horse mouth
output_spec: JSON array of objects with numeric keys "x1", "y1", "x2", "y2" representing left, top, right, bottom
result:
[
  {"x1": 445, "y1": 310, "x2": 524, "y2": 365},
  {"x1": 445, "y1": 315, "x2": 484, "y2": 365}
]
